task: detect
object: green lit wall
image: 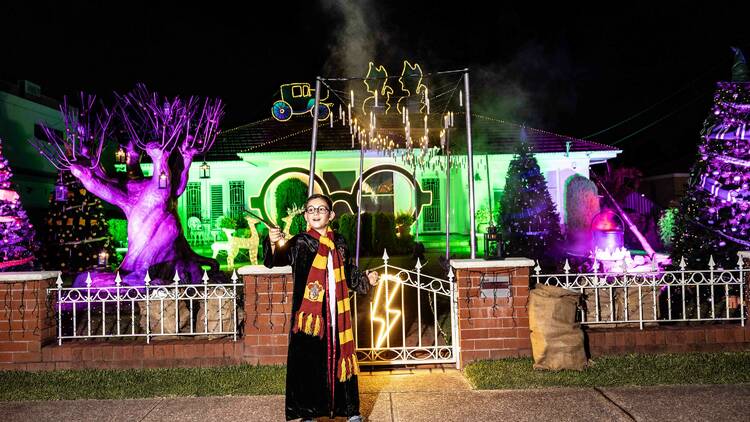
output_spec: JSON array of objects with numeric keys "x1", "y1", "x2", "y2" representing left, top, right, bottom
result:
[{"x1": 176, "y1": 149, "x2": 606, "y2": 248}]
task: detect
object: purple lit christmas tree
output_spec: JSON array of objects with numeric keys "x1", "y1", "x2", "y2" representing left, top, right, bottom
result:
[
  {"x1": 0, "y1": 139, "x2": 38, "y2": 271},
  {"x1": 42, "y1": 169, "x2": 114, "y2": 275},
  {"x1": 671, "y1": 47, "x2": 750, "y2": 267}
]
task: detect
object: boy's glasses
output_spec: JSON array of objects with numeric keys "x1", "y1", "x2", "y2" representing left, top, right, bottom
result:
[{"x1": 305, "y1": 206, "x2": 330, "y2": 215}]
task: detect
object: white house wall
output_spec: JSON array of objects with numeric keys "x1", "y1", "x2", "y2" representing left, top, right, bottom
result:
[{"x1": 177, "y1": 150, "x2": 611, "y2": 236}]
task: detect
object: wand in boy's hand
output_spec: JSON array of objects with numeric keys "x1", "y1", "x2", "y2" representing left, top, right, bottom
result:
[{"x1": 245, "y1": 208, "x2": 287, "y2": 245}]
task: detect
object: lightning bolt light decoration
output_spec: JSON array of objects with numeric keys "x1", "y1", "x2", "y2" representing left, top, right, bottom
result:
[{"x1": 370, "y1": 274, "x2": 402, "y2": 349}]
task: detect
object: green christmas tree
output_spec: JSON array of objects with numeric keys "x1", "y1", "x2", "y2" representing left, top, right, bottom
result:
[
  {"x1": 42, "y1": 169, "x2": 114, "y2": 274},
  {"x1": 500, "y1": 129, "x2": 563, "y2": 260},
  {"x1": 0, "y1": 139, "x2": 38, "y2": 271},
  {"x1": 671, "y1": 47, "x2": 750, "y2": 268}
]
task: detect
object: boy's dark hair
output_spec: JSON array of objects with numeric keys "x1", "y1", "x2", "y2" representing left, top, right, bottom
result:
[{"x1": 305, "y1": 194, "x2": 333, "y2": 210}]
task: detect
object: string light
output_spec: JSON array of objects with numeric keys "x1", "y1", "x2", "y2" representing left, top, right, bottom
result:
[{"x1": 271, "y1": 82, "x2": 333, "y2": 122}]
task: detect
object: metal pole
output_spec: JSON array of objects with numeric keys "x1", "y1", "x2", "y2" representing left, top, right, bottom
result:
[
  {"x1": 486, "y1": 154, "x2": 493, "y2": 224},
  {"x1": 308, "y1": 77, "x2": 322, "y2": 197},
  {"x1": 445, "y1": 129, "x2": 451, "y2": 262},
  {"x1": 464, "y1": 71, "x2": 477, "y2": 259},
  {"x1": 413, "y1": 160, "x2": 419, "y2": 242},
  {"x1": 355, "y1": 143, "x2": 365, "y2": 266}
]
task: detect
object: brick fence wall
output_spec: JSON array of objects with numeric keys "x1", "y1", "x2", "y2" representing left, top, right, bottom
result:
[
  {"x1": 241, "y1": 267, "x2": 293, "y2": 365},
  {"x1": 451, "y1": 258, "x2": 750, "y2": 367},
  {"x1": 0, "y1": 272, "x2": 57, "y2": 370},
  {"x1": 453, "y1": 259, "x2": 534, "y2": 368},
  {"x1": 1, "y1": 260, "x2": 748, "y2": 372},
  {"x1": 586, "y1": 325, "x2": 749, "y2": 355}
]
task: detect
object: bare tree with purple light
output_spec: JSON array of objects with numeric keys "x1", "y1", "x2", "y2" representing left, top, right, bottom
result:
[{"x1": 30, "y1": 85, "x2": 224, "y2": 283}]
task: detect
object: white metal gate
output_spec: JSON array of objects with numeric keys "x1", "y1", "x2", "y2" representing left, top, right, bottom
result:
[{"x1": 355, "y1": 250, "x2": 458, "y2": 366}]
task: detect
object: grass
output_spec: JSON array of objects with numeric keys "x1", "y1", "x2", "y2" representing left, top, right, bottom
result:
[
  {"x1": 0, "y1": 364, "x2": 286, "y2": 401},
  {"x1": 464, "y1": 352, "x2": 750, "y2": 390},
  {"x1": 2, "y1": 352, "x2": 749, "y2": 401}
]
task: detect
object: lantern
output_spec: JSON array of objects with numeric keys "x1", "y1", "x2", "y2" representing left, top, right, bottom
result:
[
  {"x1": 199, "y1": 161, "x2": 210, "y2": 179},
  {"x1": 115, "y1": 146, "x2": 126, "y2": 164},
  {"x1": 158, "y1": 171, "x2": 168, "y2": 189},
  {"x1": 483, "y1": 224, "x2": 503, "y2": 260},
  {"x1": 54, "y1": 175, "x2": 68, "y2": 202},
  {"x1": 97, "y1": 250, "x2": 109, "y2": 267}
]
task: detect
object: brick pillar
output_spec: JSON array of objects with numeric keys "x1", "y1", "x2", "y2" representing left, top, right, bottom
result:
[
  {"x1": 239, "y1": 266, "x2": 294, "y2": 365},
  {"x1": 0, "y1": 272, "x2": 59, "y2": 370},
  {"x1": 451, "y1": 259, "x2": 535, "y2": 368}
]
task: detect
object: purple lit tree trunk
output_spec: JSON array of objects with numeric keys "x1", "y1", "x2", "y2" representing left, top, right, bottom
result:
[{"x1": 31, "y1": 86, "x2": 224, "y2": 283}]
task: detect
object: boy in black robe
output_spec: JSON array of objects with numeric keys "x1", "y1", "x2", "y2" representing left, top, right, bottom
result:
[{"x1": 264, "y1": 194, "x2": 378, "y2": 421}]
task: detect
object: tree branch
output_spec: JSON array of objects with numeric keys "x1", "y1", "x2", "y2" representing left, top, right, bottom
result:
[
  {"x1": 174, "y1": 149, "x2": 196, "y2": 196},
  {"x1": 69, "y1": 164, "x2": 128, "y2": 208},
  {"x1": 28, "y1": 93, "x2": 113, "y2": 171}
]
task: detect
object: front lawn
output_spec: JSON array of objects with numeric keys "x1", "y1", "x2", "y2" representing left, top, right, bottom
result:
[
  {"x1": 464, "y1": 352, "x2": 750, "y2": 389},
  {"x1": 0, "y1": 364, "x2": 285, "y2": 401}
]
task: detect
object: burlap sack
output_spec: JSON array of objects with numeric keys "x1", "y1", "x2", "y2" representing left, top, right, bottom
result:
[
  {"x1": 529, "y1": 284, "x2": 587, "y2": 371},
  {"x1": 138, "y1": 292, "x2": 191, "y2": 340},
  {"x1": 196, "y1": 295, "x2": 246, "y2": 340}
]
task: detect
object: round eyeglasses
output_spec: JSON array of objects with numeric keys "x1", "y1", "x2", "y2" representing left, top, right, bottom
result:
[{"x1": 305, "y1": 206, "x2": 330, "y2": 215}]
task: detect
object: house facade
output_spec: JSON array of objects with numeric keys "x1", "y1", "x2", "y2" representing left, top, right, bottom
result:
[
  {"x1": 0, "y1": 80, "x2": 64, "y2": 222},
  {"x1": 175, "y1": 114, "x2": 620, "y2": 241}
]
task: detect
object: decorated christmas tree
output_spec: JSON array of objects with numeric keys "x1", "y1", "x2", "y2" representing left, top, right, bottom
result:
[
  {"x1": 500, "y1": 129, "x2": 563, "y2": 260},
  {"x1": 42, "y1": 169, "x2": 114, "y2": 274},
  {"x1": 671, "y1": 47, "x2": 750, "y2": 268},
  {"x1": 0, "y1": 139, "x2": 38, "y2": 271}
]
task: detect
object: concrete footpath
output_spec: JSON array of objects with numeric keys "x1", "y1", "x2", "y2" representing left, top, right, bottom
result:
[{"x1": 2, "y1": 369, "x2": 749, "y2": 421}]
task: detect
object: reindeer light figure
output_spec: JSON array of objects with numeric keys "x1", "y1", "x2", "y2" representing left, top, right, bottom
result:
[
  {"x1": 226, "y1": 216, "x2": 260, "y2": 268},
  {"x1": 279, "y1": 205, "x2": 305, "y2": 245}
]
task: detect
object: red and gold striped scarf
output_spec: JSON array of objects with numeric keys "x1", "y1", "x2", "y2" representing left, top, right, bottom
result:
[{"x1": 293, "y1": 227, "x2": 359, "y2": 382}]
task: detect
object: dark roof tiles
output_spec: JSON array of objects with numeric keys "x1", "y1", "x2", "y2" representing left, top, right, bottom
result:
[{"x1": 208, "y1": 113, "x2": 618, "y2": 161}]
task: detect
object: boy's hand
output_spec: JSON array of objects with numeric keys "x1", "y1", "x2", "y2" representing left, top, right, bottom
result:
[
  {"x1": 366, "y1": 270, "x2": 379, "y2": 286},
  {"x1": 269, "y1": 227, "x2": 284, "y2": 244}
]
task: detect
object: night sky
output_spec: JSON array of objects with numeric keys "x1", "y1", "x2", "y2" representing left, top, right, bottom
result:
[{"x1": 2, "y1": 2, "x2": 749, "y2": 175}]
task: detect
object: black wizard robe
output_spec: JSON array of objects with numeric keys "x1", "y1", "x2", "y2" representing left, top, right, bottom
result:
[{"x1": 263, "y1": 232, "x2": 372, "y2": 421}]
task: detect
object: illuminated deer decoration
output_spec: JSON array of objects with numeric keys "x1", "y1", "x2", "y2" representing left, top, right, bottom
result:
[
  {"x1": 226, "y1": 216, "x2": 260, "y2": 268},
  {"x1": 281, "y1": 205, "x2": 305, "y2": 239},
  {"x1": 30, "y1": 86, "x2": 224, "y2": 284}
]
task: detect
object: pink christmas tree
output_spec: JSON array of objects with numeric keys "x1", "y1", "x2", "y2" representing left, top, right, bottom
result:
[{"x1": 0, "y1": 138, "x2": 38, "y2": 271}]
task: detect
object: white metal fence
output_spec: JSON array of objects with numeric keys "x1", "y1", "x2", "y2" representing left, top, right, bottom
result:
[
  {"x1": 354, "y1": 250, "x2": 458, "y2": 366},
  {"x1": 48, "y1": 271, "x2": 243, "y2": 345},
  {"x1": 533, "y1": 256, "x2": 747, "y2": 329}
]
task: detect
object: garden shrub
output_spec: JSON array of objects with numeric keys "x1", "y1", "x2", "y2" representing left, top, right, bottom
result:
[
  {"x1": 107, "y1": 218, "x2": 128, "y2": 246},
  {"x1": 565, "y1": 174, "x2": 600, "y2": 232},
  {"x1": 658, "y1": 208, "x2": 678, "y2": 250},
  {"x1": 372, "y1": 212, "x2": 397, "y2": 255},
  {"x1": 275, "y1": 178, "x2": 307, "y2": 232}
]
